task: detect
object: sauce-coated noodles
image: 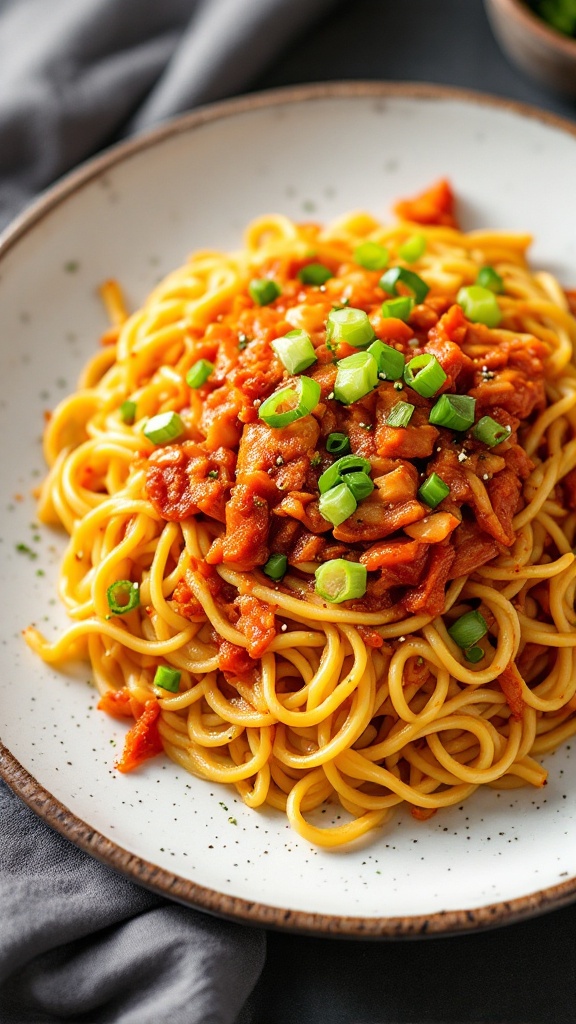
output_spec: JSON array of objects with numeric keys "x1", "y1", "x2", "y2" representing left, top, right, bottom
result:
[{"x1": 25, "y1": 181, "x2": 576, "y2": 847}]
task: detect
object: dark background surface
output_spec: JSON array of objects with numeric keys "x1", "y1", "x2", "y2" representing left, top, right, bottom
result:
[{"x1": 245, "y1": 1, "x2": 576, "y2": 1022}]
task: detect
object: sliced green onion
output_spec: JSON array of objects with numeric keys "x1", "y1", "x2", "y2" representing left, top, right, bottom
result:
[
  {"x1": 263, "y1": 553, "x2": 288, "y2": 581},
  {"x1": 385, "y1": 401, "x2": 414, "y2": 428},
  {"x1": 472, "y1": 415, "x2": 512, "y2": 447},
  {"x1": 399, "y1": 233, "x2": 426, "y2": 263},
  {"x1": 404, "y1": 353, "x2": 447, "y2": 397},
  {"x1": 186, "y1": 359, "x2": 214, "y2": 389},
  {"x1": 298, "y1": 262, "x2": 333, "y2": 286},
  {"x1": 476, "y1": 265, "x2": 504, "y2": 294},
  {"x1": 249, "y1": 278, "x2": 281, "y2": 306},
  {"x1": 381, "y1": 296, "x2": 415, "y2": 321},
  {"x1": 119, "y1": 400, "x2": 137, "y2": 425},
  {"x1": 315, "y1": 558, "x2": 367, "y2": 603},
  {"x1": 318, "y1": 482, "x2": 357, "y2": 526},
  {"x1": 418, "y1": 472, "x2": 450, "y2": 508},
  {"x1": 143, "y1": 411, "x2": 185, "y2": 444},
  {"x1": 457, "y1": 285, "x2": 501, "y2": 327},
  {"x1": 326, "y1": 432, "x2": 350, "y2": 455},
  {"x1": 106, "y1": 580, "x2": 140, "y2": 615},
  {"x1": 334, "y1": 351, "x2": 379, "y2": 404},
  {"x1": 367, "y1": 339, "x2": 405, "y2": 380},
  {"x1": 154, "y1": 665, "x2": 181, "y2": 692},
  {"x1": 272, "y1": 329, "x2": 317, "y2": 374},
  {"x1": 429, "y1": 393, "x2": 476, "y2": 431},
  {"x1": 326, "y1": 307, "x2": 375, "y2": 349},
  {"x1": 448, "y1": 610, "x2": 488, "y2": 649},
  {"x1": 465, "y1": 646, "x2": 485, "y2": 663},
  {"x1": 379, "y1": 266, "x2": 429, "y2": 305},
  {"x1": 353, "y1": 241, "x2": 389, "y2": 271},
  {"x1": 258, "y1": 375, "x2": 321, "y2": 428},
  {"x1": 342, "y1": 471, "x2": 374, "y2": 502},
  {"x1": 318, "y1": 454, "x2": 372, "y2": 494}
]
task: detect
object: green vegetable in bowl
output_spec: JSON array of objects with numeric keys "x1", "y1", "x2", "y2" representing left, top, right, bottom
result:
[{"x1": 532, "y1": 0, "x2": 576, "y2": 37}]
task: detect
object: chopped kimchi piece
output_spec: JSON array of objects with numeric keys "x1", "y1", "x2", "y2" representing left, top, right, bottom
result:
[
  {"x1": 115, "y1": 701, "x2": 163, "y2": 773},
  {"x1": 393, "y1": 179, "x2": 458, "y2": 228},
  {"x1": 498, "y1": 662, "x2": 526, "y2": 722},
  {"x1": 97, "y1": 687, "x2": 143, "y2": 720}
]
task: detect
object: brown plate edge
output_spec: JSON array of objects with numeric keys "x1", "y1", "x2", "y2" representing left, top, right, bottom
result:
[
  {"x1": 3, "y1": 740, "x2": 576, "y2": 939},
  {"x1": 2, "y1": 80, "x2": 576, "y2": 938}
]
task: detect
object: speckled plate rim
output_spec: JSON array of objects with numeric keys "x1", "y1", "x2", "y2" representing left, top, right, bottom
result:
[{"x1": 2, "y1": 81, "x2": 576, "y2": 939}]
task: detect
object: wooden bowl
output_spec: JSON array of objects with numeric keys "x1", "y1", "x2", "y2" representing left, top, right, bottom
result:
[{"x1": 485, "y1": 0, "x2": 576, "y2": 95}]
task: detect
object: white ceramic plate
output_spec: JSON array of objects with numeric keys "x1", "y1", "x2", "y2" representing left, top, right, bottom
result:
[{"x1": 2, "y1": 83, "x2": 576, "y2": 937}]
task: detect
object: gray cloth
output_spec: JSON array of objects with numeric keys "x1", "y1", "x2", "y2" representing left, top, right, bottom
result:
[
  {"x1": 0, "y1": 0, "x2": 337, "y2": 228},
  {"x1": 0, "y1": 1, "x2": 337, "y2": 1021},
  {"x1": 1, "y1": 783, "x2": 264, "y2": 1024}
]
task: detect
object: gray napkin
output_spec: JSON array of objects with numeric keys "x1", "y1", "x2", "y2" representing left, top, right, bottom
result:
[
  {"x1": 0, "y1": 1, "x2": 337, "y2": 1021},
  {"x1": 0, "y1": 0, "x2": 337, "y2": 227}
]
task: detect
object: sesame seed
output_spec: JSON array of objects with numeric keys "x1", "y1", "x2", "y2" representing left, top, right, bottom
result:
[
  {"x1": 483, "y1": 473, "x2": 489, "y2": 480},
  {"x1": 281, "y1": 623, "x2": 287, "y2": 632},
  {"x1": 327, "y1": 391, "x2": 334, "y2": 400}
]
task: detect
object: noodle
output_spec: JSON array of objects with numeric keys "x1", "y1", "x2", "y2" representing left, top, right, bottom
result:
[{"x1": 25, "y1": 179, "x2": 576, "y2": 848}]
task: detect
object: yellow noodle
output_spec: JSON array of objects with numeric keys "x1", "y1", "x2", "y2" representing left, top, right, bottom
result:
[{"x1": 25, "y1": 199, "x2": 576, "y2": 848}]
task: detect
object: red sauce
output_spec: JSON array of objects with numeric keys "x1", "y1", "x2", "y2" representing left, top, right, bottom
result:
[{"x1": 142, "y1": 181, "x2": 549, "y2": 626}]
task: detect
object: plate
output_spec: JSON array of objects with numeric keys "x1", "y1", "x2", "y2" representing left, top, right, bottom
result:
[{"x1": 1, "y1": 83, "x2": 576, "y2": 938}]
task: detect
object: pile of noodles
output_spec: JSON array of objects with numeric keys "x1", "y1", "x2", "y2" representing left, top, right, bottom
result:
[{"x1": 25, "y1": 182, "x2": 576, "y2": 847}]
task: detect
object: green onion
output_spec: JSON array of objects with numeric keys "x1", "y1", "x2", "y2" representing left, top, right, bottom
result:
[
  {"x1": 465, "y1": 646, "x2": 485, "y2": 663},
  {"x1": 154, "y1": 665, "x2": 181, "y2": 692},
  {"x1": 418, "y1": 472, "x2": 450, "y2": 508},
  {"x1": 381, "y1": 296, "x2": 415, "y2": 321},
  {"x1": 318, "y1": 482, "x2": 357, "y2": 526},
  {"x1": 404, "y1": 353, "x2": 447, "y2": 397},
  {"x1": 367, "y1": 339, "x2": 405, "y2": 380},
  {"x1": 318, "y1": 454, "x2": 372, "y2": 494},
  {"x1": 106, "y1": 580, "x2": 140, "y2": 615},
  {"x1": 119, "y1": 400, "x2": 137, "y2": 425},
  {"x1": 143, "y1": 411, "x2": 185, "y2": 444},
  {"x1": 353, "y1": 241, "x2": 389, "y2": 271},
  {"x1": 186, "y1": 359, "x2": 214, "y2": 388},
  {"x1": 249, "y1": 278, "x2": 281, "y2": 306},
  {"x1": 315, "y1": 558, "x2": 367, "y2": 603},
  {"x1": 258, "y1": 375, "x2": 321, "y2": 428},
  {"x1": 457, "y1": 285, "x2": 501, "y2": 327},
  {"x1": 399, "y1": 233, "x2": 426, "y2": 263},
  {"x1": 342, "y1": 471, "x2": 374, "y2": 502},
  {"x1": 379, "y1": 266, "x2": 429, "y2": 305},
  {"x1": 334, "y1": 351, "x2": 379, "y2": 404},
  {"x1": 272, "y1": 329, "x2": 317, "y2": 374},
  {"x1": 326, "y1": 432, "x2": 350, "y2": 455},
  {"x1": 472, "y1": 415, "x2": 512, "y2": 447},
  {"x1": 263, "y1": 553, "x2": 288, "y2": 581},
  {"x1": 448, "y1": 610, "x2": 488, "y2": 649},
  {"x1": 326, "y1": 307, "x2": 375, "y2": 349},
  {"x1": 385, "y1": 401, "x2": 414, "y2": 428},
  {"x1": 298, "y1": 262, "x2": 333, "y2": 286},
  {"x1": 476, "y1": 266, "x2": 504, "y2": 294},
  {"x1": 429, "y1": 393, "x2": 476, "y2": 431}
]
